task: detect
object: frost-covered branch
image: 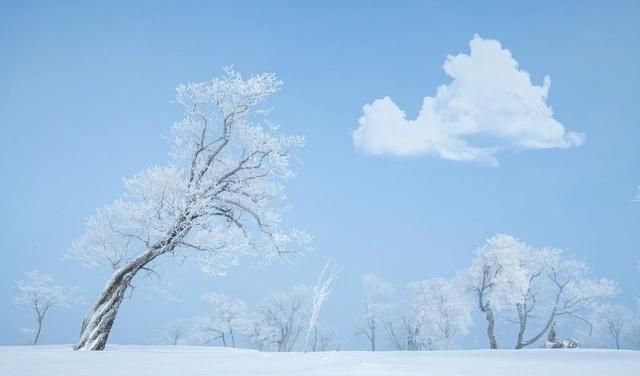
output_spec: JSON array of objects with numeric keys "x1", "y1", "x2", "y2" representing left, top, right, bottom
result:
[{"x1": 304, "y1": 261, "x2": 340, "y2": 352}]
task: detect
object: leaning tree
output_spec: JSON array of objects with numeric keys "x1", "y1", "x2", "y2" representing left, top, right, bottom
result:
[{"x1": 68, "y1": 68, "x2": 312, "y2": 350}]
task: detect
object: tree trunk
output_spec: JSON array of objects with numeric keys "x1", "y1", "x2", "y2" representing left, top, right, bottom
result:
[
  {"x1": 74, "y1": 215, "x2": 192, "y2": 351},
  {"x1": 478, "y1": 279, "x2": 498, "y2": 350},
  {"x1": 229, "y1": 327, "x2": 236, "y2": 348},
  {"x1": 371, "y1": 326, "x2": 376, "y2": 351},
  {"x1": 74, "y1": 249, "x2": 162, "y2": 350},
  {"x1": 312, "y1": 326, "x2": 318, "y2": 352},
  {"x1": 485, "y1": 308, "x2": 498, "y2": 349},
  {"x1": 32, "y1": 315, "x2": 43, "y2": 345},
  {"x1": 515, "y1": 307, "x2": 526, "y2": 349}
]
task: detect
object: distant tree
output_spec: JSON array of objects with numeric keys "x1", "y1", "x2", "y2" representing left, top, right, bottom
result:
[
  {"x1": 308, "y1": 323, "x2": 338, "y2": 352},
  {"x1": 407, "y1": 277, "x2": 472, "y2": 350},
  {"x1": 382, "y1": 316, "x2": 411, "y2": 351},
  {"x1": 357, "y1": 274, "x2": 394, "y2": 351},
  {"x1": 190, "y1": 293, "x2": 249, "y2": 348},
  {"x1": 249, "y1": 286, "x2": 309, "y2": 352},
  {"x1": 151, "y1": 319, "x2": 194, "y2": 345},
  {"x1": 382, "y1": 298, "x2": 433, "y2": 351},
  {"x1": 67, "y1": 69, "x2": 311, "y2": 350},
  {"x1": 13, "y1": 271, "x2": 78, "y2": 345},
  {"x1": 592, "y1": 304, "x2": 636, "y2": 349}
]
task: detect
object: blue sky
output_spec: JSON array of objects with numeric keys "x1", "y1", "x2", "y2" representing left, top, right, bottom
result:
[{"x1": 1, "y1": 1, "x2": 639, "y2": 349}]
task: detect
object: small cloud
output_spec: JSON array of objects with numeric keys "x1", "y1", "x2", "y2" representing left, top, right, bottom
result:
[{"x1": 353, "y1": 35, "x2": 584, "y2": 166}]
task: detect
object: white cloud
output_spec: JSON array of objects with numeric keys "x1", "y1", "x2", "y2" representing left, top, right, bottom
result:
[{"x1": 352, "y1": 35, "x2": 584, "y2": 166}]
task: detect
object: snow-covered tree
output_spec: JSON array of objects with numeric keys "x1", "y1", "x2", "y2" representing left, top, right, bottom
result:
[
  {"x1": 151, "y1": 319, "x2": 194, "y2": 345},
  {"x1": 248, "y1": 286, "x2": 309, "y2": 352},
  {"x1": 382, "y1": 296, "x2": 435, "y2": 351},
  {"x1": 510, "y1": 247, "x2": 616, "y2": 349},
  {"x1": 304, "y1": 261, "x2": 339, "y2": 352},
  {"x1": 592, "y1": 304, "x2": 636, "y2": 349},
  {"x1": 407, "y1": 278, "x2": 472, "y2": 350},
  {"x1": 190, "y1": 292, "x2": 249, "y2": 347},
  {"x1": 357, "y1": 274, "x2": 394, "y2": 351},
  {"x1": 13, "y1": 271, "x2": 78, "y2": 345},
  {"x1": 468, "y1": 234, "x2": 530, "y2": 349},
  {"x1": 67, "y1": 68, "x2": 312, "y2": 350},
  {"x1": 468, "y1": 234, "x2": 616, "y2": 349}
]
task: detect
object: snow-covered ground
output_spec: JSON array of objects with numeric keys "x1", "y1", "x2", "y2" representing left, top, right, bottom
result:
[{"x1": 1, "y1": 345, "x2": 638, "y2": 376}]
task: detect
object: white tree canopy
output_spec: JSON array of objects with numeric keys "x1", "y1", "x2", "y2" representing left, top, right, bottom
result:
[
  {"x1": 13, "y1": 271, "x2": 77, "y2": 310},
  {"x1": 468, "y1": 234, "x2": 531, "y2": 311},
  {"x1": 68, "y1": 68, "x2": 312, "y2": 276}
]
